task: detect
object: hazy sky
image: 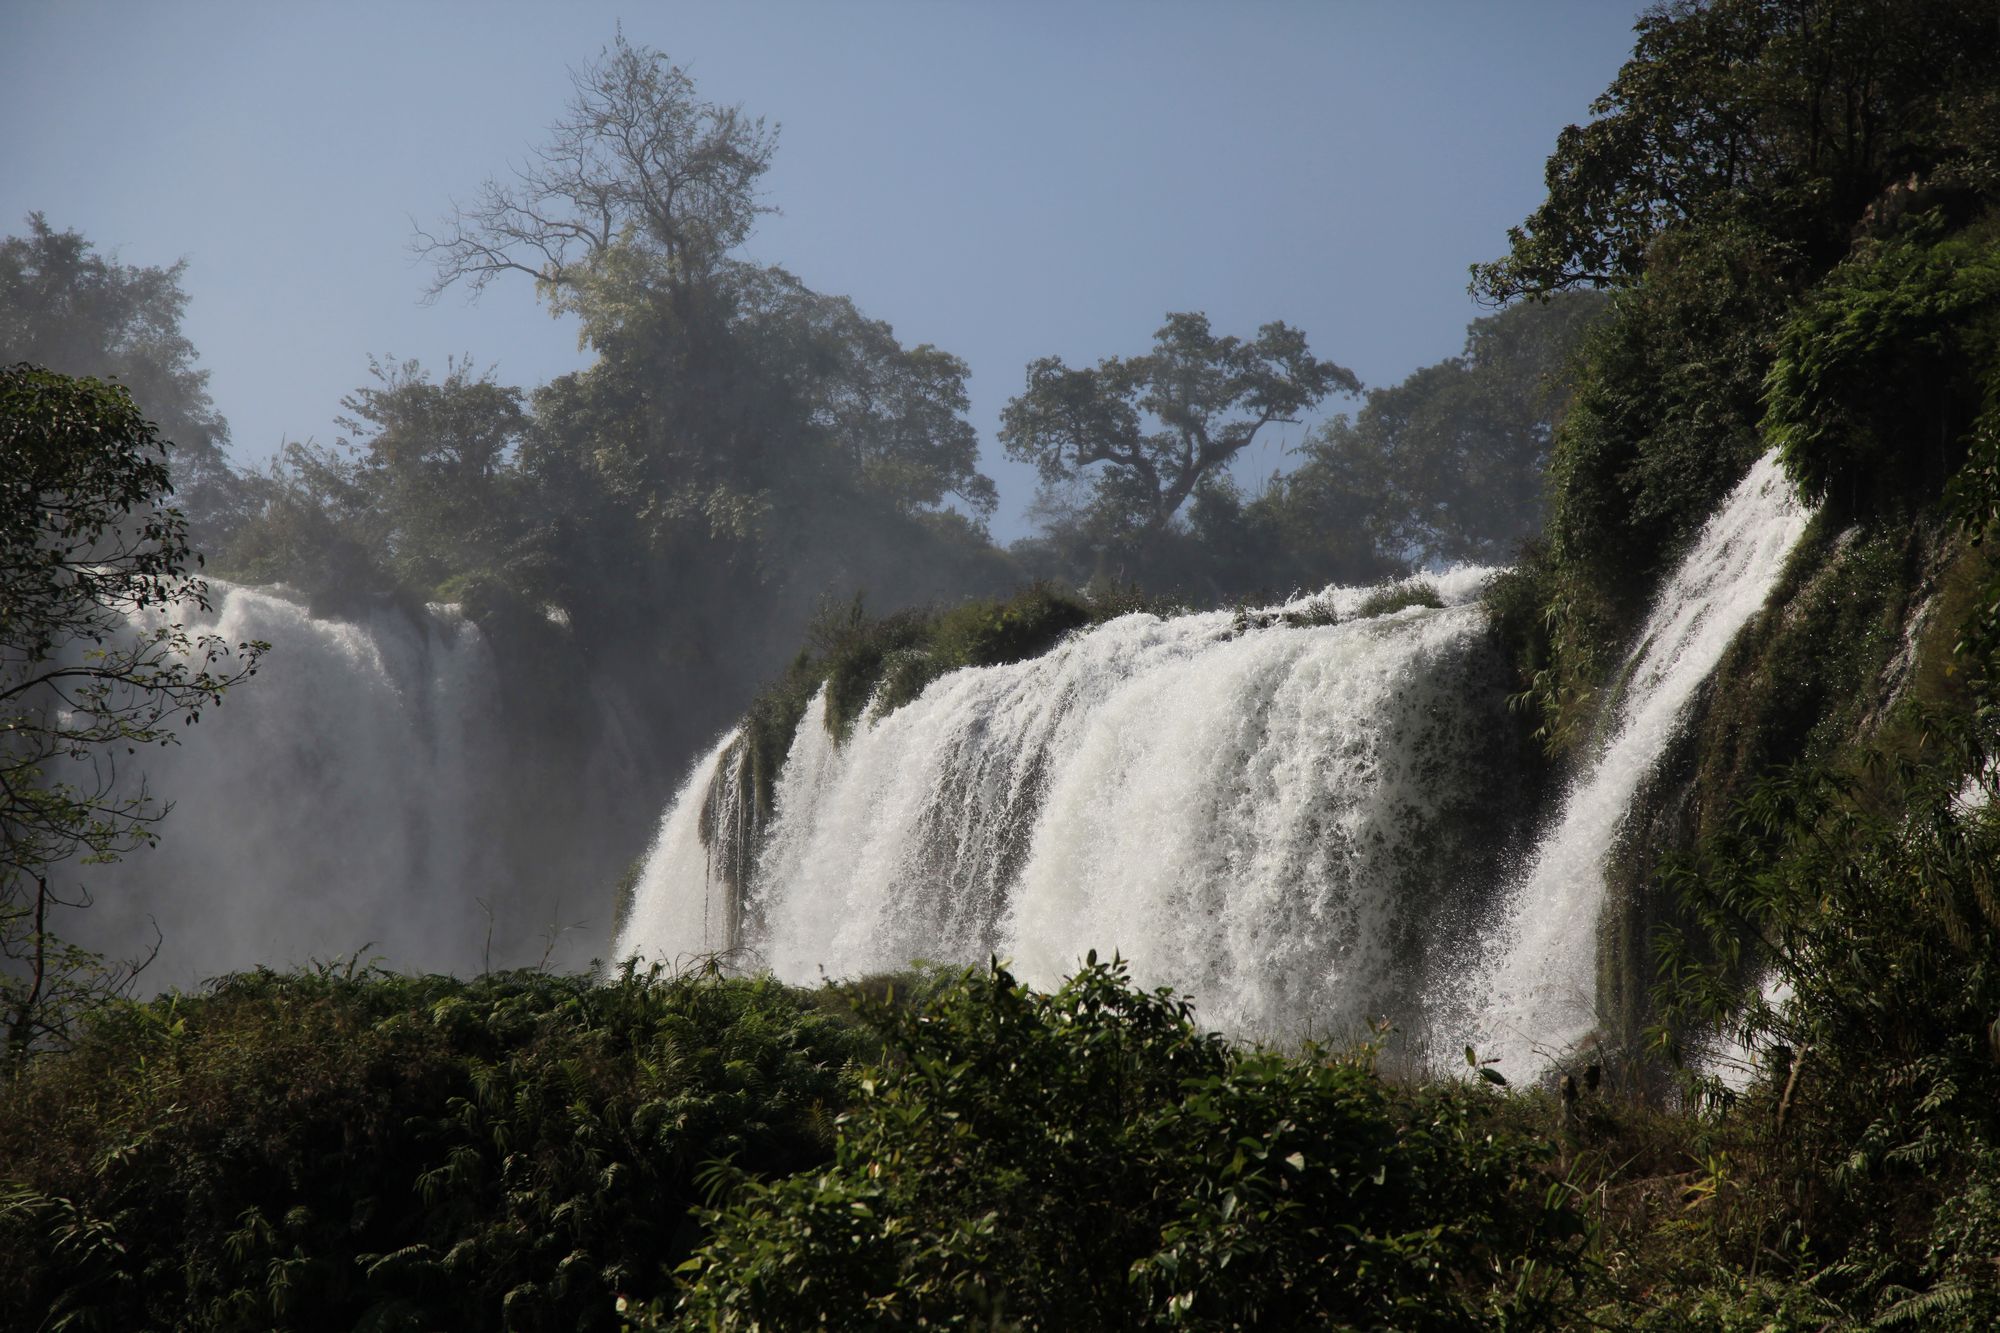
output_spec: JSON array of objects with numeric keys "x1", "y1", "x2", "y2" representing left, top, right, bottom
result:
[{"x1": 4, "y1": 2, "x2": 1644, "y2": 542}]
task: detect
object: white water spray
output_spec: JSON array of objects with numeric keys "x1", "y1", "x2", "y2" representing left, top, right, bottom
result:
[
  {"x1": 614, "y1": 727, "x2": 750, "y2": 969},
  {"x1": 85, "y1": 583, "x2": 509, "y2": 985},
  {"x1": 620, "y1": 457, "x2": 1811, "y2": 1062}
]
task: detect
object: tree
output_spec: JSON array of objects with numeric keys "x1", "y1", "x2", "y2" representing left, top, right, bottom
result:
[
  {"x1": 1472, "y1": 0, "x2": 2000, "y2": 305},
  {"x1": 1296, "y1": 291, "x2": 1606, "y2": 567},
  {"x1": 999, "y1": 313, "x2": 1358, "y2": 564},
  {"x1": 222, "y1": 357, "x2": 531, "y2": 605},
  {"x1": 0, "y1": 215, "x2": 241, "y2": 537},
  {"x1": 334, "y1": 355, "x2": 529, "y2": 591},
  {"x1": 731, "y1": 267, "x2": 997, "y2": 518},
  {"x1": 1, "y1": 364, "x2": 263, "y2": 1063},
  {"x1": 414, "y1": 31, "x2": 776, "y2": 302}
]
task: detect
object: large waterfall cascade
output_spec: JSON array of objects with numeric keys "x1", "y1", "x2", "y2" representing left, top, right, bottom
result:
[
  {"x1": 617, "y1": 567, "x2": 1521, "y2": 1039},
  {"x1": 617, "y1": 453, "x2": 1814, "y2": 1067}
]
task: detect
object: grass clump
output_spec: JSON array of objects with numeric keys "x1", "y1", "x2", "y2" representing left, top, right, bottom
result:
[{"x1": 1355, "y1": 578, "x2": 1445, "y2": 619}]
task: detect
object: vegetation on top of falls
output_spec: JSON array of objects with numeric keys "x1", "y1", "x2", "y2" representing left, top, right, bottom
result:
[
  {"x1": 1353, "y1": 577, "x2": 1446, "y2": 619},
  {"x1": 734, "y1": 582, "x2": 1168, "y2": 824}
]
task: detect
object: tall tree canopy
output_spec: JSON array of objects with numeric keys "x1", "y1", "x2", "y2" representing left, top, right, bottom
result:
[
  {"x1": 1000, "y1": 313, "x2": 1357, "y2": 565},
  {"x1": 1298, "y1": 291, "x2": 1607, "y2": 567},
  {"x1": 1473, "y1": 0, "x2": 2000, "y2": 305},
  {"x1": 415, "y1": 32, "x2": 776, "y2": 302},
  {"x1": 0, "y1": 216, "x2": 239, "y2": 535}
]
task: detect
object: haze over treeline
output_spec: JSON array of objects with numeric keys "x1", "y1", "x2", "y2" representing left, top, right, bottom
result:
[
  {"x1": 0, "y1": 3, "x2": 1644, "y2": 536},
  {"x1": 1, "y1": 11, "x2": 1618, "y2": 1002}
]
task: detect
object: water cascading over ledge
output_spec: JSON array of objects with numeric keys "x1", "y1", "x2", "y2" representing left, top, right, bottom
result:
[
  {"x1": 615, "y1": 567, "x2": 1526, "y2": 1041},
  {"x1": 1457, "y1": 451, "x2": 1812, "y2": 1073},
  {"x1": 83, "y1": 581, "x2": 648, "y2": 987},
  {"x1": 619, "y1": 454, "x2": 1815, "y2": 1069}
]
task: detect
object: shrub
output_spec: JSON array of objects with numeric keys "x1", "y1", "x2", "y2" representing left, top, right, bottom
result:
[
  {"x1": 676, "y1": 958, "x2": 1586, "y2": 1330},
  {"x1": 1765, "y1": 215, "x2": 2000, "y2": 520},
  {"x1": 0, "y1": 965, "x2": 864, "y2": 1331},
  {"x1": 1354, "y1": 578, "x2": 1444, "y2": 619},
  {"x1": 1652, "y1": 710, "x2": 2000, "y2": 1318}
]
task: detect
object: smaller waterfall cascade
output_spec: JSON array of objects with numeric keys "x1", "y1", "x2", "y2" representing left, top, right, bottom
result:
[
  {"x1": 85, "y1": 583, "x2": 509, "y2": 985},
  {"x1": 614, "y1": 727, "x2": 750, "y2": 967},
  {"x1": 1463, "y1": 452, "x2": 1812, "y2": 1070},
  {"x1": 617, "y1": 568, "x2": 1518, "y2": 1038}
]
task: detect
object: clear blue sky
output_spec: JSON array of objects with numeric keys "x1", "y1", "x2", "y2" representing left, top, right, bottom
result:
[{"x1": 3, "y1": 1, "x2": 1645, "y2": 542}]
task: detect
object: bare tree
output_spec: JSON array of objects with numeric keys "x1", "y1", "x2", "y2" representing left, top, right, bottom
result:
[{"x1": 414, "y1": 33, "x2": 777, "y2": 301}]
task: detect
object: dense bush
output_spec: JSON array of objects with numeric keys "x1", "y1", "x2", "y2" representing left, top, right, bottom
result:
[
  {"x1": 0, "y1": 965, "x2": 865, "y2": 1331},
  {"x1": 673, "y1": 958, "x2": 1587, "y2": 1331},
  {"x1": 1648, "y1": 452, "x2": 2000, "y2": 1321},
  {"x1": 1766, "y1": 216, "x2": 2000, "y2": 520}
]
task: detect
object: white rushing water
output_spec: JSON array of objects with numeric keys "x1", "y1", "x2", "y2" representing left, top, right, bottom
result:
[
  {"x1": 1461, "y1": 452, "x2": 1811, "y2": 1071},
  {"x1": 615, "y1": 727, "x2": 750, "y2": 969},
  {"x1": 616, "y1": 569, "x2": 1516, "y2": 1038},
  {"x1": 83, "y1": 583, "x2": 510, "y2": 985}
]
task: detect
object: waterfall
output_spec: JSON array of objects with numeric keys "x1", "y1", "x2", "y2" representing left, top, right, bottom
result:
[
  {"x1": 82, "y1": 582, "x2": 514, "y2": 986},
  {"x1": 1460, "y1": 452, "x2": 1811, "y2": 1071},
  {"x1": 615, "y1": 568, "x2": 1520, "y2": 1039},
  {"x1": 614, "y1": 727, "x2": 752, "y2": 969},
  {"x1": 619, "y1": 454, "x2": 1814, "y2": 1062}
]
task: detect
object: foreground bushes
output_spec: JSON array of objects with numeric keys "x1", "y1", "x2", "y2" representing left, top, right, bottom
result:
[
  {"x1": 0, "y1": 965, "x2": 864, "y2": 1331},
  {"x1": 673, "y1": 958, "x2": 1587, "y2": 1331},
  {"x1": 2, "y1": 957, "x2": 1591, "y2": 1331}
]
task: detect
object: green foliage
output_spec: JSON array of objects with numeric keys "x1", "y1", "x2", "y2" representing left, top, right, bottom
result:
[
  {"x1": 1640, "y1": 388, "x2": 2000, "y2": 1327},
  {"x1": 1295, "y1": 292, "x2": 1608, "y2": 569},
  {"x1": 1, "y1": 365, "x2": 265, "y2": 1062},
  {"x1": 1473, "y1": 0, "x2": 2000, "y2": 304},
  {"x1": 1765, "y1": 217, "x2": 2000, "y2": 518},
  {"x1": 1650, "y1": 713, "x2": 2000, "y2": 1317},
  {"x1": 678, "y1": 958, "x2": 1586, "y2": 1330},
  {"x1": 222, "y1": 357, "x2": 532, "y2": 607},
  {"x1": 1649, "y1": 468, "x2": 2000, "y2": 1313},
  {"x1": 1354, "y1": 579, "x2": 1444, "y2": 620},
  {"x1": 734, "y1": 583, "x2": 1139, "y2": 824},
  {"x1": 1685, "y1": 520, "x2": 1916, "y2": 833},
  {"x1": 1000, "y1": 313, "x2": 1358, "y2": 575},
  {"x1": 0, "y1": 214, "x2": 240, "y2": 536},
  {"x1": 869, "y1": 583, "x2": 1096, "y2": 718},
  {"x1": 0, "y1": 965, "x2": 866, "y2": 1331},
  {"x1": 1477, "y1": 2, "x2": 2000, "y2": 756}
]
